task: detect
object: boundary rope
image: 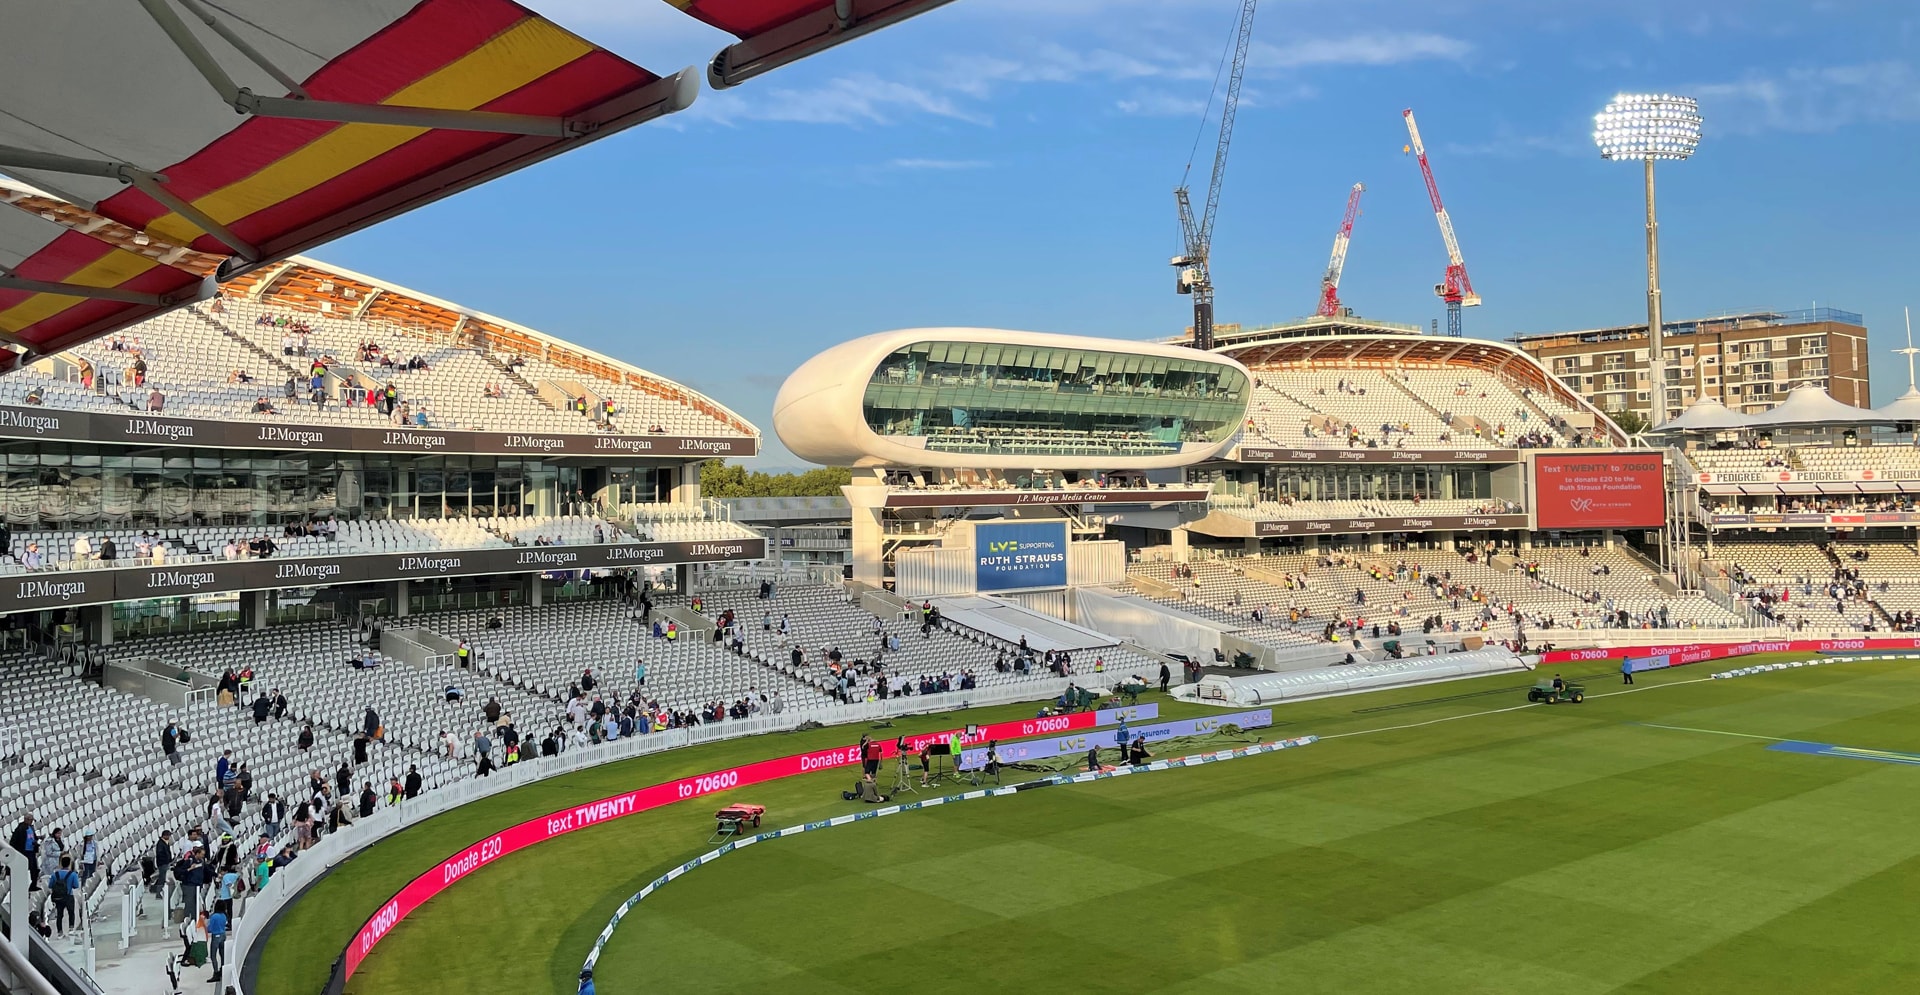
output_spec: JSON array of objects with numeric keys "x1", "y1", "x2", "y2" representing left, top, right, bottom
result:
[{"x1": 580, "y1": 735, "x2": 1318, "y2": 975}]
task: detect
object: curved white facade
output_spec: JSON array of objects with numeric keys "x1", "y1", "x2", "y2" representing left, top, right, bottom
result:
[{"x1": 774, "y1": 328, "x2": 1252, "y2": 469}]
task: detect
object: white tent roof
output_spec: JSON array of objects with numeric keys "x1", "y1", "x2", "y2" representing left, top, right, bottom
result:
[
  {"x1": 1874, "y1": 387, "x2": 1920, "y2": 423},
  {"x1": 1658, "y1": 397, "x2": 1750, "y2": 433},
  {"x1": 1741, "y1": 384, "x2": 1889, "y2": 428}
]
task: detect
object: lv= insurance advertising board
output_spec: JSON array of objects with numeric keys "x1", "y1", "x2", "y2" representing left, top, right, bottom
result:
[{"x1": 1532, "y1": 453, "x2": 1667, "y2": 530}]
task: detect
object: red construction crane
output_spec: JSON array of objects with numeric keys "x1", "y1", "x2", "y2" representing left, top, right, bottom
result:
[
  {"x1": 1317, "y1": 182, "x2": 1365, "y2": 318},
  {"x1": 1403, "y1": 108, "x2": 1479, "y2": 337}
]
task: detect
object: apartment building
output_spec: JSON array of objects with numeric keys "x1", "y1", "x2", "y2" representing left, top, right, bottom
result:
[{"x1": 1510, "y1": 308, "x2": 1867, "y2": 421}]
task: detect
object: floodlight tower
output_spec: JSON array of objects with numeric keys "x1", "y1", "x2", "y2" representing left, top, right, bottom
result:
[{"x1": 1594, "y1": 93, "x2": 1703, "y2": 428}]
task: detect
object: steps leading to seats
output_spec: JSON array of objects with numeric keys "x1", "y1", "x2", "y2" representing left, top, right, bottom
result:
[{"x1": 191, "y1": 306, "x2": 301, "y2": 378}]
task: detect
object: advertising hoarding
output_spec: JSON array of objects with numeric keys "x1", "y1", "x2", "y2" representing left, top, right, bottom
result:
[
  {"x1": 1533, "y1": 453, "x2": 1666, "y2": 529},
  {"x1": 973, "y1": 521, "x2": 1069, "y2": 592}
]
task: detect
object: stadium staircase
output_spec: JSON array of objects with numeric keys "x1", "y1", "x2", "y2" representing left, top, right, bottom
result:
[
  {"x1": 190, "y1": 305, "x2": 300, "y2": 379},
  {"x1": 1385, "y1": 376, "x2": 1454, "y2": 428},
  {"x1": 479, "y1": 350, "x2": 558, "y2": 409}
]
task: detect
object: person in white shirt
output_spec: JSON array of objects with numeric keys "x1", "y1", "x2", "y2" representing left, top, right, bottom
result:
[
  {"x1": 73, "y1": 535, "x2": 92, "y2": 566},
  {"x1": 439, "y1": 729, "x2": 460, "y2": 758},
  {"x1": 223, "y1": 541, "x2": 239, "y2": 560}
]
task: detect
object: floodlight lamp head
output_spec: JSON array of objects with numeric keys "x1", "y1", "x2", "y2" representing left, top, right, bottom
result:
[{"x1": 1593, "y1": 92, "x2": 1702, "y2": 161}]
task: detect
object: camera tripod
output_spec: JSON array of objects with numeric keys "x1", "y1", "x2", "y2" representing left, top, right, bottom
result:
[{"x1": 891, "y1": 753, "x2": 918, "y2": 795}]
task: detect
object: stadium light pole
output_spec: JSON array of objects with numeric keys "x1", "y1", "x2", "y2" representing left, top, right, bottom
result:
[{"x1": 1594, "y1": 93, "x2": 1702, "y2": 430}]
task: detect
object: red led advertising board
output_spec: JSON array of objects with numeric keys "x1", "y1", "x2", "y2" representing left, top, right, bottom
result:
[
  {"x1": 342, "y1": 708, "x2": 1126, "y2": 977},
  {"x1": 1533, "y1": 453, "x2": 1666, "y2": 529}
]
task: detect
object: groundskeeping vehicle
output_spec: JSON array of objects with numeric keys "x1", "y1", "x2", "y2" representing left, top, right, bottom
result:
[{"x1": 1527, "y1": 679, "x2": 1585, "y2": 704}]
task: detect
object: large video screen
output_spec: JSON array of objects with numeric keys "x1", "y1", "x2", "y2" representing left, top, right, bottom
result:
[
  {"x1": 1533, "y1": 454, "x2": 1667, "y2": 530},
  {"x1": 974, "y1": 521, "x2": 1069, "y2": 592}
]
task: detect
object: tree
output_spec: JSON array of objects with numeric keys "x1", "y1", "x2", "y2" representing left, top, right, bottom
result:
[
  {"x1": 1611, "y1": 409, "x2": 1651, "y2": 436},
  {"x1": 697, "y1": 459, "x2": 851, "y2": 498}
]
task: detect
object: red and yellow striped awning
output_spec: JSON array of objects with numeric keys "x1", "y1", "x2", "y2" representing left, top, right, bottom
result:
[
  {"x1": 0, "y1": 0, "x2": 695, "y2": 358},
  {"x1": 669, "y1": 0, "x2": 958, "y2": 89}
]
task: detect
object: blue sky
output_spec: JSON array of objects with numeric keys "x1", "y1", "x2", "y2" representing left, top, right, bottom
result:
[{"x1": 314, "y1": 0, "x2": 1920, "y2": 468}]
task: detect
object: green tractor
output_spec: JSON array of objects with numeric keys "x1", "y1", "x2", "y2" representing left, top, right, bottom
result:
[{"x1": 1527, "y1": 678, "x2": 1584, "y2": 704}]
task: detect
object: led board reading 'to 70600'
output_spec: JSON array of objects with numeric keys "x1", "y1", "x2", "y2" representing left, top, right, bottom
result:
[{"x1": 1533, "y1": 453, "x2": 1667, "y2": 529}]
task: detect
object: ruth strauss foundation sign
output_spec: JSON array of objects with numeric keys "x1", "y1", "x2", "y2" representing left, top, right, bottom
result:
[
  {"x1": 0, "y1": 538, "x2": 767, "y2": 613},
  {"x1": 0, "y1": 405, "x2": 757, "y2": 458}
]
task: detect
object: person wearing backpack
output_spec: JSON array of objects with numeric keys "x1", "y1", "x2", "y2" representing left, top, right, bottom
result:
[{"x1": 48, "y1": 855, "x2": 80, "y2": 937}]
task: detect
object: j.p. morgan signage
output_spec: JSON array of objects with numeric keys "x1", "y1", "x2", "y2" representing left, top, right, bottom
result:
[
  {"x1": 0, "y1": 405, "x2": 756, "y2": 458},
  {"x1": 1252, "y1": 513, "x2": 1530, "y2": 537},
  {"x1": 1234, "y1": 447, "x2": 1521, "y2": 465},
  {"x1": 0, "y1": 538, "x2": 766, "y2": 612}
]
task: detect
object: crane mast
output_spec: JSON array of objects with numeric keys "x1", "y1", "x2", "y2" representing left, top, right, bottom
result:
[
  {"x1": 1172, "y1": 0, "x2": 1258, "y2": 352},
  {"x1": 1317, "y1": 182, "x2": 1365, "y2": 318},
  {"x1": 1403, "y1": 108, "x2": 1480, "y2": 337}
]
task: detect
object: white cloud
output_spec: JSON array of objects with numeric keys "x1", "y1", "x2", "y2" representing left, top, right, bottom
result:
[
  {"x1": 684, "y1": 75, "x2": 993, "y2": 128},
  {"x1": 1116, "y1": 93, "x2": 1212, "y2": 117},
  {"x1": 885, "y1": 158, "x2": 992, "y2": 170},
  {"x1": 1442, "y1": 132, "x2": 1586, "y2": 158},
  {"x1": 1251, "y1": 32, "x2": 1472, "y2": 69},
  {"x1": 1695, "y1": 61, "x2": 1920, "y2": 134}
]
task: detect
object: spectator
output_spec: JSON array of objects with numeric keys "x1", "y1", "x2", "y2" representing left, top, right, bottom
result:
[
  {"x1": 206, "y1": 905, "x2": 229, "y2": 979},
  {"x1": 148, "y1": 830, "x2": 172, "y2": 898},
  {"x1": 8, "y1": 813, "x2": 38, "y2": 889},
  {"x1": 162, "y1": 721, "x2": 183, "y2": 766},
  {"x1": 404, "y1": 765, "x2": 422, "y2": 800},
  {"x1": 79, "y1": 829, "x2": 98, "y2": 884},
  {"x1": 260, "y1": 794, "x2": 286, "y2": 840},
  {"x1": 48, "y1": 856, "x2": 80, "y2": 937},
  {"x1": 358, "y1": 782, "x2": 376, "y2": 819}
]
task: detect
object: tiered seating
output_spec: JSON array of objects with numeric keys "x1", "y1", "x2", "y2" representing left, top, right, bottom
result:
[
  {"x1": 1688, "y1": 448, "x2": 1793, "y2": 473},
  {"x1": 1398, "y1": 369, "x2": 1581, "y2": 446},
  {"x1": 619, "y1": 503, "x2": 768, "y2": 544},
  {"x1": 1250, "y1": 371, "x2": 1440, "y2": 447},
  {"x1": 206, "y1": 299, "x2": 590, "y2": 435},
  {"x1": 493, "y1": 515, "x2": 633, "y2": 546},
  {"x1": 6, "y1": 294, "x2": 751, "y2": 442},
  {"x1": 1794, "y1": 445, "x2": 1920, "y2": 473},
  {"x1": 421, "y1": 598, "x2": 832, "y2": 715},
  {"x1": 0, "y1": 651, "x2": 413, "y2": 916},
  {"x1": 1217, "y1": 497, "x2": 1522, "y2": 522},
  {"x1": 0, "y1": 517, "x2": 545, "y2": 574},
  {"x1": 503, "y1": 352, "x2": 738, "y2": 437},
  {"x1": 1135, "y1": 548, "x2": 1752, "y2": 640},
  {"x1": 736, "y1": 586, "x2": 1125, "y2": 697}
]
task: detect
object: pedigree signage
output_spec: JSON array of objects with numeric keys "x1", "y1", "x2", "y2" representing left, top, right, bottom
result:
[
  {"x1": 1235, "y1": 446, "x2": 1521, "y2": 465},
  {"x1": 0, "y1": 538, "x2": 766, "y2": 612},
  {"x1": 1254, "y1": 513, "x2": 1529, "y2": 536},
  {"x1": 0, "y1": 405, "x2": 756, "y2": 458},
  {"x1": 884, "y1": 488, "x2": 1211, "y2": 509}
]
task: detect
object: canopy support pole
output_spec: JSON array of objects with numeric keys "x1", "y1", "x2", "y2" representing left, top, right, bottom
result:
[
  {"x1": 171, "y1": 0, "x2": 312, "y2": 98},
  {"x1": 0, "y1": 273, "x2": 205, "y2": 308},
  {"x1": 137, "y1": 0, "x2": 588, "y2": 137},
  {"x1": 124, "y1": 172, "x2": 261, "y2": 262},
  {"x1": 708, "y1": 0, "x2": 961, "y2": 90}
]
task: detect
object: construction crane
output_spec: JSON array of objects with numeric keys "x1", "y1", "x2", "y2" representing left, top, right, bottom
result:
[
  {"x1": 1317, "y1": 182, "x2": 1365, "y2": 317},
  {"x1": 1172, "y1": 0, "x2": 1258, "y2": 352},
  {"x1": 1403, "y1": 108, "x2": 1480, "y2": 337}
]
